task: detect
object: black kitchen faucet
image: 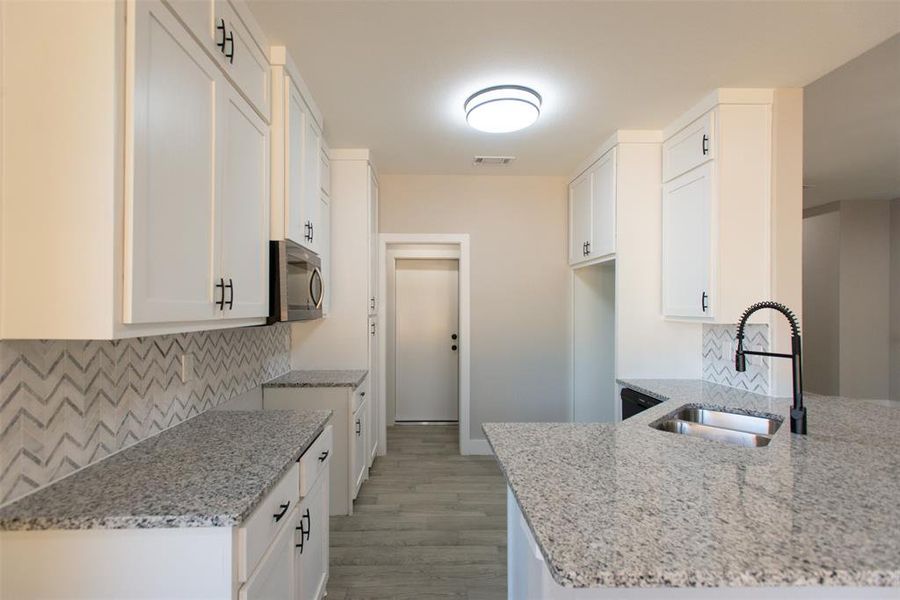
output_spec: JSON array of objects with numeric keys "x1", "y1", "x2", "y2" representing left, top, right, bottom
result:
[{"x1": 734, "y1": 301, "x2": 807, "y2": 435}]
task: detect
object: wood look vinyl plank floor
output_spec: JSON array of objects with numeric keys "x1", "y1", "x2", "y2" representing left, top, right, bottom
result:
[{"x1": 327, "y1": 424, "x2": 507, "y2": 600}]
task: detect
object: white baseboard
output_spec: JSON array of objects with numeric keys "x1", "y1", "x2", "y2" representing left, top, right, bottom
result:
[{"x1": 461, "y1": 437, "x2": 493, "y2": 456}]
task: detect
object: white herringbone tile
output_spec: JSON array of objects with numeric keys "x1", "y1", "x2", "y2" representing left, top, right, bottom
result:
[
  {"x1": 702, "y1": 324, "x2": 770, "y2": 394},
  {"x1": 0, "y1": 323, "x2": 290, "y2": 505}
]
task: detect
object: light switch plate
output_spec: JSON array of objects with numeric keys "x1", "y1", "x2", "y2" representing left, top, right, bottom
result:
[{"x1": 180, "y1": 354, "x2": 194, "y2": 383}]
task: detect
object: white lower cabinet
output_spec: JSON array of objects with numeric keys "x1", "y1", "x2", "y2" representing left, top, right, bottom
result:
[
  {"x1": 0, "y1": 427, "x2": 332, "y2": 600},
  {"x1": 351, "y1": 396, "x2": 369, "y2": 499},
  {"x1": 240, "y1": 507, "x2": 297, "y2": 600},
  {"x1": 263, "y1": 378, "x2": 370, "y2": 516},
  {"x1": 297, "y1": 469, "x2": 330, "y2": 600}
]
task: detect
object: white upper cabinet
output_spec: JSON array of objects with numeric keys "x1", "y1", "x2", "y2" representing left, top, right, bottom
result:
[
  {"x1": 590, "y1": 149, "x2": 616, "y2": 259},
  {"x1": 218, "y1": 83, "x2": 270, "y2": 319},
  {"x1": 662, "y1": 109, "x2": 714, "y2": 182},
  {"x1": 286, "y1": 80, "x2": 309, "y2": 245},
  {"x1": 164, "y1": 0, "x2": 270, "y2": 121},
  {"x1": 662, "y1": 163, "x2": 712, "y2": 318},
  {"x1": 568, "y1": 148, "x2": 616, "y2": 267},
  {"x1": 270, "y1": 47, "x2": 327, "y2": 256},
  {"x1": 0, "y1": 0, "x2": 272, "y2": 339},
  {"x1": 126, "y1": 0, "x2": 268, "y2": 325},
  {"x1": 661, "y1": 92, "x2": 773, "y2": 323},
  {"x1": 569, "y1": 172, "x2": 592, "y2": 264},
  {"x1": 304, "y1": 117, "x2": 324, "y2": 254},
  {"x1": 126, "y1": 0, "x2": 220, "y2": 324}
]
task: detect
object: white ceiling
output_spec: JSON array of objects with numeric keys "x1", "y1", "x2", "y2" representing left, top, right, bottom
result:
[
  {"x1": 247, "y1": 1, "x2": 900, "y2": 176},
  {"x1": 803, "y1": 34, "x2": 900, "y2": 208}
]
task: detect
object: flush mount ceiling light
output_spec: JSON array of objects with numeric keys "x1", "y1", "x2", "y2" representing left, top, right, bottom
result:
[{"x1": 464, "y1": 85, "x2": 542, "y2": 133}]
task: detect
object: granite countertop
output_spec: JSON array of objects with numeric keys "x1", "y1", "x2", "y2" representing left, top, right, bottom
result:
[
  {"x1": 264, "y1": 369, "x2": 368, "y2": 389},
  {"x1": 483, "y1": 379, "x2": 900, "y2": 589},
  {"x1": 0, "y1": 409, "x2": 332, "y2": 531}
]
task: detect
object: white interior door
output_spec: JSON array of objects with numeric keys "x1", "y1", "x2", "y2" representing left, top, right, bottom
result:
[{"x1": 395, "y1": 259, "x2": 459, "y2": 422}]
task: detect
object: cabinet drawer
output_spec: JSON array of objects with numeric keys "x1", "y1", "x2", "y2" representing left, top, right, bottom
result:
[
  {"x1": 298, "y1": 425, "x2": 333, "y2": 498},
  {"x1": 239, "y1": 504, "x2": 297, "y2": 599},
  {"x1": 237, "y1": 463, "x2": 300, "y2": 582},
  {"x1": 214, "y1": 1, "x2": 270, "y2": 121},
  {"x1": 663, "y1": 110, "x2": 715, "y2": 182},
  {"x1": 352, "y1": 377, "x2": 368, "y2": 412}
]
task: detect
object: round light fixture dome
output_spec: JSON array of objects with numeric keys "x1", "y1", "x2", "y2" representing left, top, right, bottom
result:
[{"x1": 464, "y1": 85, "x2": 542, "y2": 133}]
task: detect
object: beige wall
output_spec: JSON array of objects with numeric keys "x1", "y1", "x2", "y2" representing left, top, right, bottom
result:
[
  {"x1": 839, "y1": 201, "x2": 891, "y2": 399},
  {"x1": 803, "y1": 200, "x2": 896, "y2": 400},
  {"x1": 379, "y1": 175, "x2": 570, "y2": 440},
  {"x1": 802, "y1": 208, "x2": 840, "y2": 395}
]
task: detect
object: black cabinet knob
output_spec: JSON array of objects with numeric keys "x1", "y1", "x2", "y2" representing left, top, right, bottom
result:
[
  {"x1": 451, "y1": 345, "x2": 458, "y2": 351},
  {"x1": 451, "y1": 334, "x2": 457, "y2": 340}
]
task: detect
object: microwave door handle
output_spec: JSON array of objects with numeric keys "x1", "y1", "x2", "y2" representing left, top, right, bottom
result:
[{"x1": 310, "y1": 267, "x2": 324, "y2": 309}]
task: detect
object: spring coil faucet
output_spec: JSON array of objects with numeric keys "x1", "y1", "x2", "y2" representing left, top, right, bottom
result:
[{"x1": 734, "y1": 301, "x2": 806, "y2": 434}]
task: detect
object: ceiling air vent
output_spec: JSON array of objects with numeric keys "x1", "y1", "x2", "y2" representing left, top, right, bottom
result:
[{"x1": 473, "y1": 155, "x2": 516, "y2": 166}]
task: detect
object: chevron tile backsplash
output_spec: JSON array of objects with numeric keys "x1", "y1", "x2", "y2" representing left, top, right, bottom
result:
[
  {"x1": 0, "y1": 324, "x2": 290, "y2": 505},
  {"x1": 702, "y1": 324, "x2": 770, "y2": 395}
]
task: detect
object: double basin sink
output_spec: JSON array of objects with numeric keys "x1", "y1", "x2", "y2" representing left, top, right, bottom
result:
[{"x1": 651, "y1": 405, "x2": 783, "y2": 447}]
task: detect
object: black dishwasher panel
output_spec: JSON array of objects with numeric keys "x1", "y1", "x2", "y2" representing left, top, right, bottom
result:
[{"x1": 621, "y1": 388, "x2": 662, "y2": 420}]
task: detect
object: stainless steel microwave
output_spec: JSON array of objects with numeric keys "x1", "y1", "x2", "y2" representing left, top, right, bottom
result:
[{"x1": 268, "y1": 240, "x2": 324, "y2": 323}]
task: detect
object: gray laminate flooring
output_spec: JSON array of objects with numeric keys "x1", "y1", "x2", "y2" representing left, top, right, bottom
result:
[{"x1": 327, "y1": 424, "x2": 507, "y2": 599}]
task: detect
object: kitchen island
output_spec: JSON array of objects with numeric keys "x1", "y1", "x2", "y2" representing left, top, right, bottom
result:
[{"x1": 483, "y1": 379, "x2": 900, "y2": 599}]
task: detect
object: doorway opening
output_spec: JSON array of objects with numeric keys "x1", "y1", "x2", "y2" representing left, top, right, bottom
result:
[{"x1": 378, "y1": 234, "x2": 475, "y2": 454}]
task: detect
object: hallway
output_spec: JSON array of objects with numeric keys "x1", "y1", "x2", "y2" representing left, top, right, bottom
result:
[{"x1": 327, "y1": 425, "x2": 507, "y2": 599}]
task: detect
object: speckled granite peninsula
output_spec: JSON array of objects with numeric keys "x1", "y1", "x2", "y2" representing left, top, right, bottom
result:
[
  {"x1": 483, "y1": 379, "x2": 900, "y2": 591},
  {"x1": 0, "y1": 409, "x2": 331, "y2": 531},
  {"x1": 264, "y1": 369, "x2": 368, "y2": 388}
]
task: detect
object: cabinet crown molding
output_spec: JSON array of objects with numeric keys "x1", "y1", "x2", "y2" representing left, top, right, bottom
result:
[
  {"x1": 569, "y1": 129, "x2": 662, "y2": 184},
  {"x1": 663, "y1": 88, "x2": 775, "y2": 140}
]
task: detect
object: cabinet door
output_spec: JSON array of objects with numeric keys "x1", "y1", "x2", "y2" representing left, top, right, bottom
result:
[
  {"x1": 213, "y1": 0, "x2": 270, "y2": 121},
  {"x1": 126, "y1": 0, "x2": 219, "y2": 324},
  {"x1": 662, "y1": 163, "x2": 713, "y2": 318},
  {"x1": 367, "y1": 169, "x2": 379, "y2": 315},
  {"x1": 218, "y1": 83, "x2": 269, "y2": 318},
  {"x1": 304, "y1": 118, "x2": 323, "y2": 254},
  {"x1": 239, "y1": 505, "x2": 296, "y2": 600},
  {"x1": 568, "y1": 173, "x2": 592, "y2": 265},
  {"x1": 351, "y1": 401, "x2": 367, "y2": 499},
  {"x1": 285, "y1": 79, "x2": 308, "y2": 247},
  {"x1": 367, "y1": 322, "x2": 378, "y2": 466},
  {"x1": 296, "y1": 474, "x2": 329, "y2": 600},
  {"x1": 589, "y1": 149, "x2": 616, "y2": 259},
  {"x1": 663, "y1": 110, "x2": 715, "y2": 182}
]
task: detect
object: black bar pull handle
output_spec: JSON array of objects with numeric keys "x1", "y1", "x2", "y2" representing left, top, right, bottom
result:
[
  {"x1": 225, "y1": 278, "x2": 234, "y2": 310},
  {"x1": 216, "y1": 19, "x2": 226, "y2": 52},
  {"x1": 702, "y1": 134, "x2": 709, "y2": 156},
  {"x1": 701, "y1": 291, "x2": 709, "y2": 313},
  {"x1": 302, "y1": 509, "x2": 311, "y2": 541},
  {"x1": 273, "y1": 501, "x2": 290, "y2": 522},
  {"x1": 318, "y1": 450, "x2": 329, "y2": 462},
  {"x1": 355, "y1": 419, "x2": 361, "y2": 436},
  {"x1": 215, "y1": 277, "x2": 225, "y2": 310},
  {"x1": 225, "y1": 31, "x2": 235, "y2": 64}
]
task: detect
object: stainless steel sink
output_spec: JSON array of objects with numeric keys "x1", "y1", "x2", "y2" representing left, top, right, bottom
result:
[{"x1": 650, "y1": 405, "x2": 783, "y2": 448}]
